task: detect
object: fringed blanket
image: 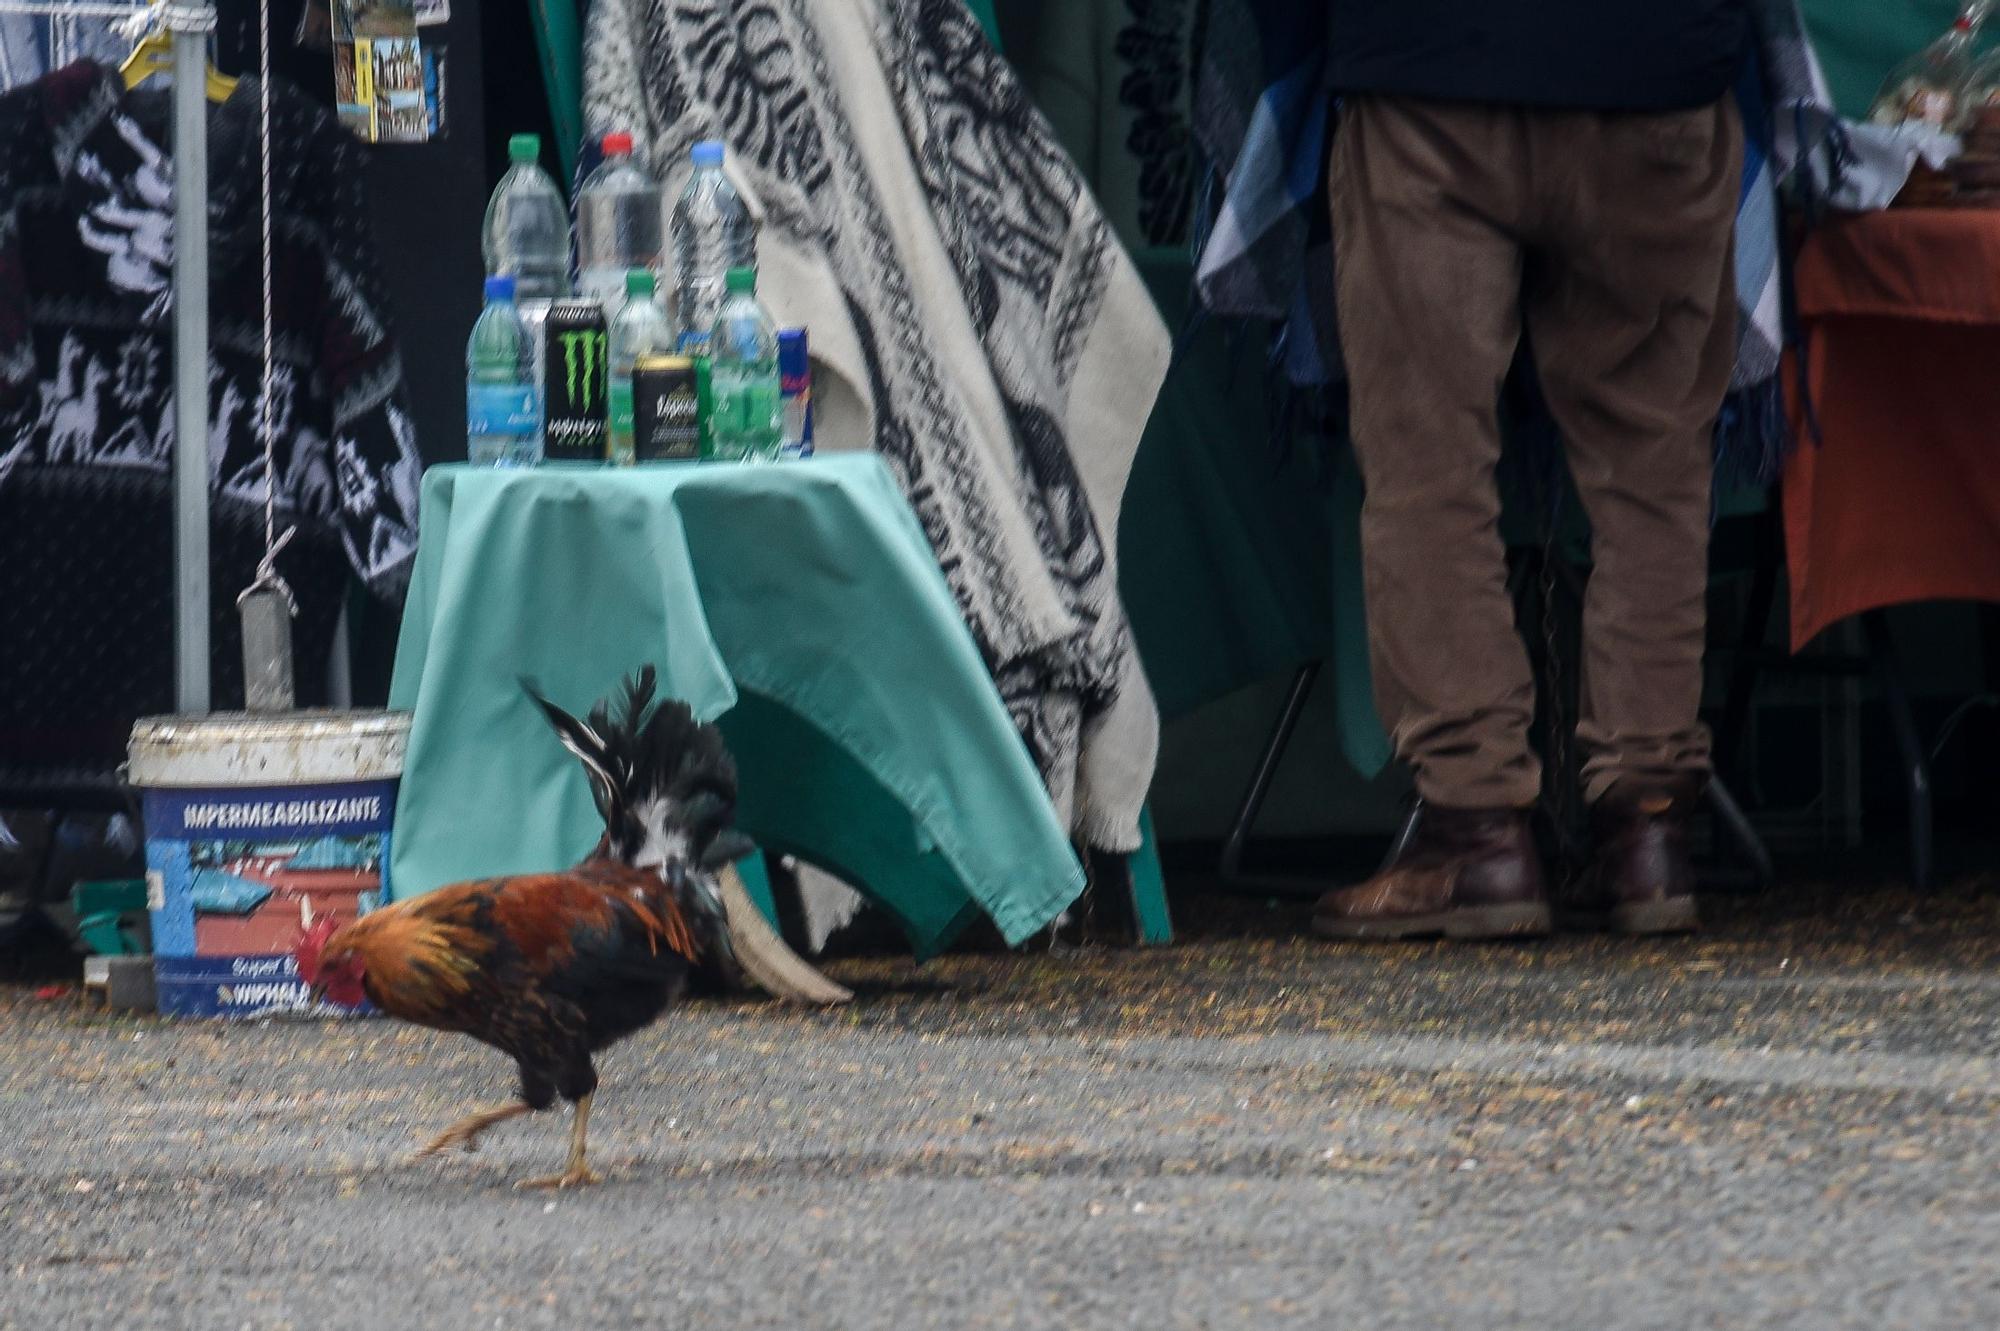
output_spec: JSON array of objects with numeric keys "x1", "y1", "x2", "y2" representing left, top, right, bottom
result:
[{"x1": 584, "y1": 0, "x2": 1168, "y2": 852}]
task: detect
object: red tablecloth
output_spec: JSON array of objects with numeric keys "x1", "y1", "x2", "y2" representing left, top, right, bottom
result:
[{"x1": 1781, "y1": 210, "x2": 2000, "y2": 650}]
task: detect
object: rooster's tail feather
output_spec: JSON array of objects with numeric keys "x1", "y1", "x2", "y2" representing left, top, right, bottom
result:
[
  {"x1": 523, "y1": 667, "x2": 748, "y2": 872},
  {"x1": 525, "y1": 669, "x2": 853, "y2": 1006}
]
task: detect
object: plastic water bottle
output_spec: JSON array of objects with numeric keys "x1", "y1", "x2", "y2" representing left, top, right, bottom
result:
[
  {"x1": 576, "y1": 131, "x2": 663, "y2": 311},
  {"x1": 466, "y1": 276, "x2": 539, "y2": 467},
  {"x1": 672, "y1": 140, "x2": 756, "y2": 354},
  {"x1": 706, "y1": 267, "x2": 782, "y2": 462},
  {"x1": 607, "y1": 269, "x2": 677, "y2": 465},
  {"x1": 482, "y1": 133, "x2": 571, "y2": 302}
]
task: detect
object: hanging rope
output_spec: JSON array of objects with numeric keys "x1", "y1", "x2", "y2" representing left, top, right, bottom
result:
[{"x1": 237, "y1": 0, "x2": 295, "y2": 618}]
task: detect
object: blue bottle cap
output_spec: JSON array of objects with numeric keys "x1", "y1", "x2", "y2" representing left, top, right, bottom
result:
[
  {"x1": 484, "y1": 274, "x2": 517, "y2": 302},
  {"x1": 691, "y1": 139, "x2": 726, "y2": 167}
]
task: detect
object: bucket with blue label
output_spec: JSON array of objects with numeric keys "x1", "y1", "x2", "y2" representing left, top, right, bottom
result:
[{"x1": 127, "y1": 711, "x2": 410, "y2": 1018}]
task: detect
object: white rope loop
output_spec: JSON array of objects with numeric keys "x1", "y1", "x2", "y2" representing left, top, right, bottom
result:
[
  {"x1": 251, "y1": 0, "x2": 292, "y2": 615},
  {"x1": 237, "y1": 523, "x2": 298, "y2": 615}
]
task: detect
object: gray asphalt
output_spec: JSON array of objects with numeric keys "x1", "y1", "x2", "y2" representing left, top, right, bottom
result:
[{"x1": 4, "y1": 874, "x2": 1999, "y2": 1330}]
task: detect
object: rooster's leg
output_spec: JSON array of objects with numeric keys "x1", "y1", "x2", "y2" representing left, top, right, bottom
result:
[
  {"x1": 412, "y1": 1100, "x2": 533, "y2": 1161},
  {"x1": 516, "y1": 1092, "x2": 602, "y2": 1190}
]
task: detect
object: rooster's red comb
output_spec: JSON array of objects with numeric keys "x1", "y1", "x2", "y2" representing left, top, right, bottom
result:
[{"x1": 293, "y1": 913, "x2": 340, "y2": 982}]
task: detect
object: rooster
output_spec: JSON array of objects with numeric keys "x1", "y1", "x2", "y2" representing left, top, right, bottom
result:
[{"x1": 294, "y1": 667, "x2": 849, "y2": 1189}]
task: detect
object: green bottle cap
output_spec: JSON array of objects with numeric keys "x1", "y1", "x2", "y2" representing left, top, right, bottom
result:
[
  {"x1": 725, "y1": 266, "x2": 757, "y2": 294},
  {"x1": 508, "y1": 133, "x2": 541, "y2": 164},
  {"x1": 626, "y1": 269, "x2": 655, "y2": 298}
]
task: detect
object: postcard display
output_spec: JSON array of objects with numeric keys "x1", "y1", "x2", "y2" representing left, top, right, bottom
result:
[{"x1": 334, "y1": 0, "x2": 445, "y2": 144}]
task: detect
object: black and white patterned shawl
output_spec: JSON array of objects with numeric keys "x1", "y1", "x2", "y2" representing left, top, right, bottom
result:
[
  {"x1": 585, "y1": 0, "x2": 1166, "y2": 851},
  {"x1": 0, "y1": 63, "x2": 422, "y2": 600}
]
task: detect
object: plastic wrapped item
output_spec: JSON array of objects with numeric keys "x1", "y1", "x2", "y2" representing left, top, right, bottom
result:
[
  {"x1": 1866, "y1": 4, "x2": 1991, "y2": 129},
  {"x1": 1946, "y1": 47, "x2": 2000, "y2": 202},
  {"x1": 1968, "y1": 47, "x2": 2000, "y2": 115}
]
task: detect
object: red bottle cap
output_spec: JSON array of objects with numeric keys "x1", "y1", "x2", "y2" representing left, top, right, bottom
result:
[{"x1": 603, "y1": 131, "x2": 634, "y2": 155}]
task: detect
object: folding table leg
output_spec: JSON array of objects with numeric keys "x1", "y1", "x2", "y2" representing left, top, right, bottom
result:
[
  {"x1": 1706, "y1": 775, "x2": 1774, "y2": 888},
  {"x1": 1217, "y1": 663, "x2": 1322, "y2": 894},
  {"x1": 1716, "y1": 512, "x2": 1782, "y2": 787},
  {"x1": 1126, "y1": 808, "x2": 1172, "y2": 944},
  {"x1": 1379, "y1": 797, "x2": 1424, "y2": 872},
  {"x1": 1863, "y1": 610, "x2": 1934, "y2": 890}
]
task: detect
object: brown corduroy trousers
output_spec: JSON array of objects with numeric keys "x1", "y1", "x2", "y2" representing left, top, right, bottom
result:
[{"x1": 1331, "y1": 94, "x2": 1743, "y2": 810}]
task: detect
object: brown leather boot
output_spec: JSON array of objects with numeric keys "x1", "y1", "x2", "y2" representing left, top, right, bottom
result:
[
  {"x1": 1561, "y1": 778, "x2": 1703, "y2": 935},
  {"x1": 1312, "y1": 805, "x2": 1551, "y2": 941}
]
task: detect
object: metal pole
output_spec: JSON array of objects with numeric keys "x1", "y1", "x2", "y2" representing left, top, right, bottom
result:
[{"x1": 169, "y1": 8, "x2": 214, "y2": 714}]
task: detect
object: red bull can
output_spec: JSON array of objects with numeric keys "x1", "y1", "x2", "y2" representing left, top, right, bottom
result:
[{"x1": 778, "y1": 328, "x2": 813, "y2": 459}]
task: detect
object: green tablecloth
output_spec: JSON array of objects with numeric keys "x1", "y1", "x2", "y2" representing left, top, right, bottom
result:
[{"x1": 387, "y1": 457, "x2": 1084, "y2": 956}]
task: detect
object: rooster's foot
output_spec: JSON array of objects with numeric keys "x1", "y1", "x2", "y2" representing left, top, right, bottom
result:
[
  {"x1": 515, "y1": 1165, "x2": 603, "y2": 1191},
  {"x1": 514, "y1": 1092, "x2": 599, "y2": 1188},
  {"x1": 411, "y1": 1100, "x2": 533, "y2": 1162}
]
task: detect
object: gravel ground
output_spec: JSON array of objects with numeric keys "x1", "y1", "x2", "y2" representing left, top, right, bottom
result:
[{"x1": 3, "y1": 871, "x2": 1999, "y2": 1331}]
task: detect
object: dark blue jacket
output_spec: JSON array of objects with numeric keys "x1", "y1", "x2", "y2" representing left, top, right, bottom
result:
[{"x1": 1329, "y1": 0, "x2": 1749, "y2": 112}]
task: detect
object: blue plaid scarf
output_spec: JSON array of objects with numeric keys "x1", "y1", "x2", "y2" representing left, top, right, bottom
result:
[{"x1": 1190, "y1": 0, "x2": 1845, "y2": 482}]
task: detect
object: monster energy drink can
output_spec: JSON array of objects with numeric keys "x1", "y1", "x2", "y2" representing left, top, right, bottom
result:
[
  {"x1": 632, "y1": 355, "x2": 699, "y2": 462},
  {"x1": 542, "y1": 299, "x2": 610, "y2": 463}
]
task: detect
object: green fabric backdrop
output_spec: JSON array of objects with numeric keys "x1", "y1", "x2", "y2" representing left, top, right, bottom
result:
[
  {"x1": 962, "y1": 0, "x2": 1001, "y2": 46},
  {"x1": 1801, "y1": 0, "x2": 1977, "y2": 117}
]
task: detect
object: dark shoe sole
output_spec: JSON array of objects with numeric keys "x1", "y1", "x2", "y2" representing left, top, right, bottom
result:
[
  {"x1": 1560, "y1": 897, "x2": 1700, "y2": 936},
  {"x1": 1313, "y1": 901, "x2": 1553, "y2": 942}
]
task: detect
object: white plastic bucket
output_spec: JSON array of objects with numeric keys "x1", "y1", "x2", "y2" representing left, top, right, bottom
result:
[{"x1": 127, "y1": 710, "x2": 410, "y2": 1018}]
